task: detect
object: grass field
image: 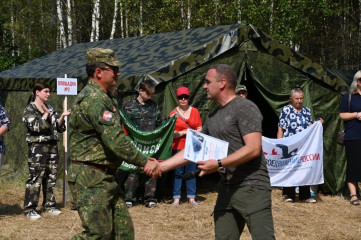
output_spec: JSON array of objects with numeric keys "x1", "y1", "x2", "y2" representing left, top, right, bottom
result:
[{"x1": 0, "y1": 178, "x2": 360, "y2": 240}]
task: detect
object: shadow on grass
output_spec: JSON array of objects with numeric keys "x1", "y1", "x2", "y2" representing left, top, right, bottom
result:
[{"x1": 0, "y1": 203, "x2": 23, "y2": 216}]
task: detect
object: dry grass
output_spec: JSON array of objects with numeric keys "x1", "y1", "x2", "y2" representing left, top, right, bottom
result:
[{"x1": 1, "y1": 179, "x2": 361, "y2": 240}]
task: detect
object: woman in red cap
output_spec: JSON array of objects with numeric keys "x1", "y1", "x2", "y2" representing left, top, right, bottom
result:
[{"x1": 170, "y1": 86, "x2": 202, "y2": 205}]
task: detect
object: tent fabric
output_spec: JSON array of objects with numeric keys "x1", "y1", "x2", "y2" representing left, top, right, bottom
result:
[
  {"x1": 0, "y1": 23, "x2": 351, "y2": 194},
  {"x1": 0, "y1": 23, "x2": 349, "y2": 94}
]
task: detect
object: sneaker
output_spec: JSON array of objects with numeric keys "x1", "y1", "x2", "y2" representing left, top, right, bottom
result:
[
  {"x1": 26, "y1": 210, "x2": 41, "y2": 220},
  {"x1": 48, "y1": 208, "x2": 62, "y2": 215},
  {"x1": 126, "y1": 202, "x2": 133, "y2": 208},
  {"x1": 285, "y1": 198, "x2": 293, "y2": 202},
  {"x1": 145, "y1": 201, "x2": 157, "y2": 208},
  {"x1": 306, "y1": 198, "x2": 317, "y2": 203}
]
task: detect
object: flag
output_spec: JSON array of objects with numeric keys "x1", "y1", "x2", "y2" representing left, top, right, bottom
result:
[{"x1": 262, "y1": 121, "x2": 324, "y2": 187}]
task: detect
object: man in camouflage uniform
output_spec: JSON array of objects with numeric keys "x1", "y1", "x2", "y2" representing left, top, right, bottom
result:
[
  {"x1": 68, "y1": 48, "x2": 159, "y2": 239},
  {"x1": 122, "y1": 79, "x2": 162, "y2": 208}
]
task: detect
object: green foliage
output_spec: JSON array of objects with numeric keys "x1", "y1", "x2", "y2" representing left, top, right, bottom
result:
[{"x1": 0, "y1": 0, "x2": 359, "y2": 71}]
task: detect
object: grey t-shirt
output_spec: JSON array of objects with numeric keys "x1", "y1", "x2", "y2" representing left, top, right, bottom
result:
[{"x1": 202, "y1": 96, "x2": 271, "y2": 190}]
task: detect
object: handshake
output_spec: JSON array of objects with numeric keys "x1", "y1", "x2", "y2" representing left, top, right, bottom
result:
[
  {"x1": 141, "y1": 154, "x2": 222, "y2": 179},
  {"x1": 142, "y1": 157, "x2": 163, "y2": 179}
]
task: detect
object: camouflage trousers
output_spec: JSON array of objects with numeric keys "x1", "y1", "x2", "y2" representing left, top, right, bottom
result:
[
  {"x1": 24, "y1": 142, "x2": 59, "y2": 213},
  {"x1": 124, "y1": 173, "x2": 157, "y2": 203},
  {"x1": 68, "y1": 163, "x2": 134, "y2": 240}
]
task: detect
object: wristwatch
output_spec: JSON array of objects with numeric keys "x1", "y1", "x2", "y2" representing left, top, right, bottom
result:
[
  {"x1": 217, "y1": 159, "x2": 226, "y2": 173},
  {"x1": 217, "y1": 159, "x2": 223, "y2": 168}
]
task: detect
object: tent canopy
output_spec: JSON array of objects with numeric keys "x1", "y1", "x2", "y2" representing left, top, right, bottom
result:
[
  {"x1": 0, "y1": 23, "x2": 349, "y2": 94},
  {"x1": 0, "y1": 23, "x2": 352, "y2": 195}
]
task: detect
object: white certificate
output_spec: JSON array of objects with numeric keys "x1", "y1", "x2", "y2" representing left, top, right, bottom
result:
[{"x1": 183, "y1": 129, "x2": 229, "y2": 163}]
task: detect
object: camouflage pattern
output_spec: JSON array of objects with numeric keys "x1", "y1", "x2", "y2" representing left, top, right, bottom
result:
[
  {"x1": 23, "y1": 102, "x2": 66, "y2": 143},
  {"x1": 0, "y1": 24, "x2": 348, "y2": 94},
  {"x1": 0, "y1": 103, "x2": 10, "y2": 154},
  {"x1": 68, "y1": 164, "x2": 134, "y2": 240},
  {"x1": 122, "y1": 97, "x2": 161, "y2": 204},
  {"x1": 68, "y1": 80, "x2": 147, "y2": 167},
  {"x1": 87, "y1": 48, "x2": 121, "y2": 67},
  {"x1": 122, "y1": 98, "x2": 162, "y2": 131},
  {"x1": 124, "y1": 173, "x2": 157, "y2": 203},
  {"x1": 24, "y1": 142, "x2": 59, "y2": 213},
  {"x1": 68, "y1": 79, "x2": 147, "y2": 239}
]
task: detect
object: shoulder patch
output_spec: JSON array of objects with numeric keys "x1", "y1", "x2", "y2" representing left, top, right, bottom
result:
[{"x1": 103, "y1": 111, "x2": 113, "y2": 121}]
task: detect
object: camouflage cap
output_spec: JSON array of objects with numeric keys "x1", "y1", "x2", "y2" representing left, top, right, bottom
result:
[
  {"x1": 87, "y1": 48, "x2": 121, "y2": 67},
  {"x1": 235, "y1": 84, "x2": 247, "y2": 94}
]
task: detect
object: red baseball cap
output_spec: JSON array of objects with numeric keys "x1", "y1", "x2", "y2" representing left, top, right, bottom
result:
[{"x1": 176, "y1": 87, "x2": 190, "y2": 96}]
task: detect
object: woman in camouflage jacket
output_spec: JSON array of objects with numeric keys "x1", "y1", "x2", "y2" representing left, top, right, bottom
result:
[{"x1": 22, "y1": 83, "x2": 71, "y2": 220}]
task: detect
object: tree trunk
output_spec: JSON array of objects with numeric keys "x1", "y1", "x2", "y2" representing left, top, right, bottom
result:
[
  {"x1": 181, "y1": 0, "x2": 186, "y2": 28},
  {"x1": 140, "y1": 0, "x2": 143, "y2": 36},
  {"x1": 237, "y1": 0, "x2": 241, "y2": 24},
  {"x1": 10, "y1": 1, "x2": 15, "y2": 57},
  {"x1": 187, "y1": 0, "x2": 191, "y2": 29},
  {"x1": 90, "y1": 0, "x2": 100, "y2": 42},
  {"x1": 270, "y1": 0, "x2": 274, "y2": 33},
  {"x1": 67, "y1": 0, "x2": 73, "y2": 46},
  {"x1": 214, "y1": 0, "x2": 219, "y2": 25},
  {"x1": 110, "y1": 0, "x2": 119, "y2": 39},
  {"x1": 120, "y1": 0, "x2": 124, "y2": 38},
  {"x1": 56, "y1": 0, "x2": 67, "y2": 48}
]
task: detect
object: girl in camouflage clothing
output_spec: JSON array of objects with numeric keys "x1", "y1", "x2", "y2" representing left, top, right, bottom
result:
[{"x1": 22, "y1": 83, "x2": 71, "y2": 220}]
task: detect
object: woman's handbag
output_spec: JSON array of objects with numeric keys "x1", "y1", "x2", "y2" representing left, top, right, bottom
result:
[{"x1": 337, "y1": 94, "x2": 352, "y2": 145}]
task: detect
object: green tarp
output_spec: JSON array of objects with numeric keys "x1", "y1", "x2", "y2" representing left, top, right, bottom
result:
[{"x1": 0, "y1": 23, "x2": 352, "y2": 194}]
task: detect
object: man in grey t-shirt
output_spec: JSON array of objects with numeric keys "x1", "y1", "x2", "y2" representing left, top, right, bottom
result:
[{"x1": 151, "y1": 64, "x2": 275, "y2": 239}]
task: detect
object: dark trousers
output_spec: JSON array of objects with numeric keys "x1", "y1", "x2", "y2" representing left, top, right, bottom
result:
[
  {"x1": 214, "y1": 185, "x2": 275, "y2": 240},
  {"x1": 283, "y1": 186, "x2": 311, "y2": 200}
]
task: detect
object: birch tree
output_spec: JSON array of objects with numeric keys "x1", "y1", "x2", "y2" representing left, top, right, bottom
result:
[
  {"x1": 139, "y1": 0, "x2": 143, "y2": 36},
  {"x1": 110, "y1": 0, "x2": 119, "y2": 39},
  {"x1": 90, "y1": 0, "x2": 100, "y2": 42},
  {"x1": 237, "y1": 0, "x2": 241, "y2": 24},
  {"x1": 187, "y1": 0, "x2": 191, "y2": 29},
  {"x1": 214, "y1": 0, "x2": 220, "y2": 25},
  {"x1": 66, "y1": 0, "x2": 73, "y2": 46},
  {"x1": 56, "y1": 0, "x2": 67, "y2": 48},
  {"x1": 119, "y1": 0, "x2": 124, "y2": 38}
]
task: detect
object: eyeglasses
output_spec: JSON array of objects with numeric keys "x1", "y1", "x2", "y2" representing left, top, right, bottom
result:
[
  {"x1": 100, "y1": 66, "x2": 119, "y2": 75},
  {"x1": 177, "y1": 95, "x2": 189, "y2": 100}
]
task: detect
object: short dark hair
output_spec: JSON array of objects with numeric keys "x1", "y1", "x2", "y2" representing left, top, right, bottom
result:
[
  {"x1": 139, "y1": 79, "x2": 156, "y2": 95},
  {"x1": 209, "y1": 64, "x2": 237, "y2": 90},
  {"x1": 86, "y1": 62, "x2": 107, "y2": 77}
]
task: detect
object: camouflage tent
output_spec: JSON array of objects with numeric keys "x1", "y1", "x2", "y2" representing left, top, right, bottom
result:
[{"x1": 0, "y1": 23, "x2": 350, "y2": 194}]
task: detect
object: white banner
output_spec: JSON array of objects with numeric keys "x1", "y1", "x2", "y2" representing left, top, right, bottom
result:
[{"x1": 262, "y1": 121, "x2": 324, "y2": 187}]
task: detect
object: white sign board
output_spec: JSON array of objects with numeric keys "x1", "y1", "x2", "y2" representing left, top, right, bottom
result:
[
  {"x1": 57, "y1": 78, "x2": 77, "y2": 95},
  {"x1": 184, "y1": 129, "x2": 229, "y2": 163}
]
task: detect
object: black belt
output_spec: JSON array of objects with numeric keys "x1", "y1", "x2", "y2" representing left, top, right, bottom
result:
[{"x1": 71, "y1": 160, "x2": 117, "y2": 175}]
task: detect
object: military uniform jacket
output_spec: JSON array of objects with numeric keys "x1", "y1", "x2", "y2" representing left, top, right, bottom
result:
[
  {"x1": 123, "y1": 98, "x2": 161, "y2": 131},
  {"x1": 23, "y1": 102, "x2": 65, "y2": 143},
  {"x1": 69, "y1": 80, "x2": 147, "y2": 169}
]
